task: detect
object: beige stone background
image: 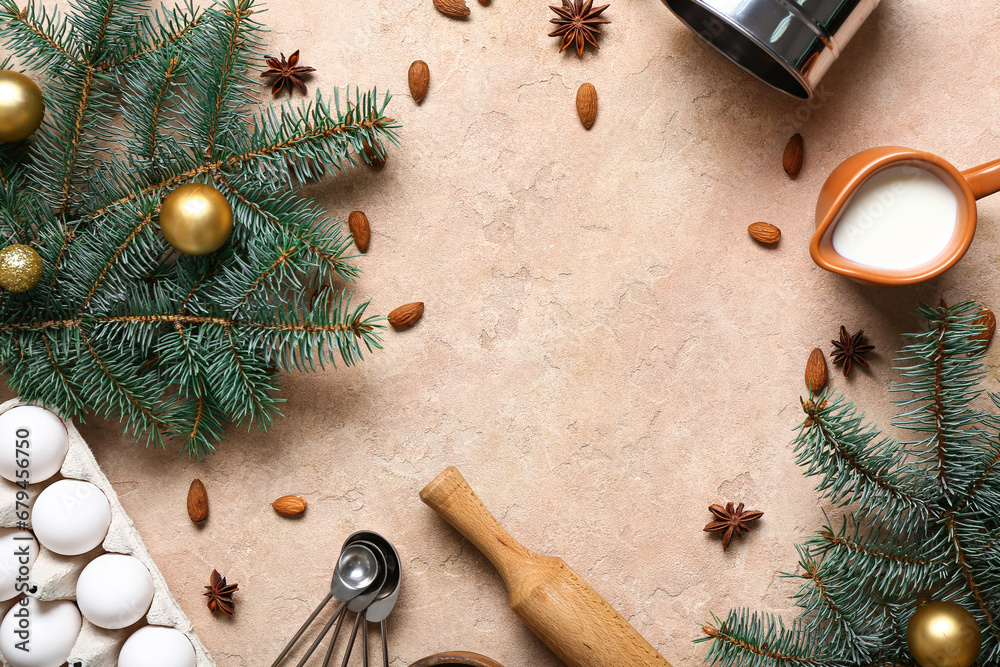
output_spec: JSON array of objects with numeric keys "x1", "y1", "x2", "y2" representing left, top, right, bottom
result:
[{"x1": 6, "y1": 0, "x2": 1000, "y2": 665}]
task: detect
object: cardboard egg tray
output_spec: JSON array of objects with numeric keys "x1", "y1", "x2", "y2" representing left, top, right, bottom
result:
[{"x1": 0, "y1": 399, "x2": 214, "y2": 667}]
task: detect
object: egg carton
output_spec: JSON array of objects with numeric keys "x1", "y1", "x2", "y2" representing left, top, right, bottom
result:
[{"x1": 0, "y1": 399, "x2": 215, "y2": 667}]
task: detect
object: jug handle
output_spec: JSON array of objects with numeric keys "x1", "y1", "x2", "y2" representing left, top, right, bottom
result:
[{"x1": 962, "y1": 159, "x2": 1000, "y2": 200}]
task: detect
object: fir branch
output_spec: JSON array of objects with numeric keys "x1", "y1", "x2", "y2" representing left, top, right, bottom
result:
[
  {"x1": 213, "y1": 324, "x2": 279, "y2": 427},
  {"x1": 0, "y1": 137, "x2": 33, "y2": 243},
  {"x1": 156, "y1": 323, "x2": 203, "y2": 389},
  {"x1": 703, "y1": 302, "x2": 1000, "y2": 667},
  {"x1": 117, "y1": 52, "x2": 182, "y2": 165},
  {"x1": 791, "y1": 544, "x2": 891, "y2": 662},
  {"x1": 0, "y1": 331, "x2": 28, "y2": 385},
  {"x1": 81, "y1": 160, "x2": 218, "y2": 221},
  {"x1": 894, "y1": 301, "x2": 994, "y2": 500},
  {"x1": 944, "y1": 511, "x2": 999, "y2": 641},
  {"x1": 699, "y1": 612, "x2": 826, "y2": 667},
  {"x1": 80, "y1": 89, "x2": 397, "y2": 225},
  {"x1": 36, "y1": 330, "x2": 85, "y2": 414},
  {"x1": 67, "y1": 0, "x2": 148, "y2": 65},
  {"x1": 57, "y1": 65, "x2": 96, "y2": 212},
  {"x1": 25, "y1": 65, "x2": 117, "y2": 214},
  {"x1": 0, "y1": 0, "x2": 396, "y2": 456},
  {"x1": 805, "y1": 518, "x2": 950, "y2": 600},
  {"x1": 232, "y1": 244, "x2": 300, "y2": 312},
  {"x1": 0, "y1": 308, "x2": 382, "y2": 370},
  {"x1": 229, "y1": 89, "x2": 400, "y2": 187},
  {"x1": 218, "y1": 177, "x2": 358, "y2": 285},
  {"x1": 69, "y1": 0, "x2": 119, "y2": 60},
  {"x1": 797, "y1": 395, "x2": 932, "y2": 523},
  {"x1": 184, "y1": 393, "x2": 208, "y2": 444},
  {"x1": 19, "y1": 333, "x2": 84, "y2": 415},
  {"x1": 146, "y1": 56, "x2": 179, "y2": 158},
  {"x1": 181, "y1": 0, "x2": 262, "y2": 157},
  {"x1": 77, "y1": 327, "x2": 166, "y2": 445},
  {"x1": 178, "y1": 253, "x2": 224, "y2": 314},
  {"x1": 77, "y1": 209, "x2": 158, "y2": 312},
  {"x1": 960, "y1": 435, "x2": 1000, "y2": 515},
  {"x1": 100, "y1": 0, "x2": 204, "y2": 69},
  {"x1": 0, "y1": 314, "x2": 221, "y2": 331},
  {"x1": 204, "y1": 2, "x2": 247, "y2": 154},
  {"x1": 45, "y1": 227, "x2": 75, "y2": 290},
  {"x1": 0, "y1": 0, "x2": 83, "y2": 69},
  {"x1": 168, "y1": 390, "x2": 226, "y2": 457}
]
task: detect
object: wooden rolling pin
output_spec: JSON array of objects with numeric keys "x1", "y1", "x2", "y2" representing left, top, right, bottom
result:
[{"x1": 420, "y1": 466, "x2": 671, "y2": 667}]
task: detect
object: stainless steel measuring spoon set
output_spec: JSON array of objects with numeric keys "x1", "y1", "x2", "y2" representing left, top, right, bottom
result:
[{"x1": 272, "y1": 531, "x2": 401, "y2": 667}]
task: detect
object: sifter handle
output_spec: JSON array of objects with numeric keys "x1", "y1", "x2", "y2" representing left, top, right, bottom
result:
[{"x1": 962, "y1": 158, "x2": 1000, "y2": 200}]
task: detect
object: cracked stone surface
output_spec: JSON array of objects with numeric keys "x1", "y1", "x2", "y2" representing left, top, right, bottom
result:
[{"x1": 5, "y1": 0, "x2": 1000, "y2": 665}]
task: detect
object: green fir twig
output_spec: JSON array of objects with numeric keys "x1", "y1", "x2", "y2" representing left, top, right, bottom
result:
[
  {"x1": 701, "y1": 301, "x2": 1000, "y2": 667},
  {"x1": 0, "y1": 0, "x2": 399, "y2": 456}
]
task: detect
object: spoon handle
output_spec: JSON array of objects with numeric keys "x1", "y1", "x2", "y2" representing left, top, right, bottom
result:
[
  {"x1": 272, "y1": 592, "x2": 332, "y2": 667},
  {"x1": 421, "y1": 466, "x2": 672, "y2": 667},
  {"x1": 380, "y1": 620, "x2": 389, "y2": 667},
  {"x1": 339, "y1": 612, "x2": 365, "y2": 667},
  {"x1": 297, "y1": 601, "x2": 347, "y2": 667},
  {"x1": 362, "y1": 617, "x2": 370, "y2": 667},
  {"x1": 320, "y1": 604, "x2": 351, "y2": 667}
]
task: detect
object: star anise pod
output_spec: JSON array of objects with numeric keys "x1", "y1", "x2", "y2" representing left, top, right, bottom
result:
[
  {"x1": 830, "y1": 326, "x2": 875, "y2": 377},
  {"x1": 260, "y1": 50, "x2": 316, "y2": 97},
  {"x1": 548, "y1": 0, "x2": 610, "y2": 57},
  {"x1": 704, "y1": 502, "x2": 763, "y2": 551},
  {"x1": 204, "y1": 569, "x2": 238, "y2": 615}
]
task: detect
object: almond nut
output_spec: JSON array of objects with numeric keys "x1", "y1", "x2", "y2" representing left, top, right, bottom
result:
[
  {"x1": 187, "y1": 479, "x2": 209, "y2": 524},
  {"x1": 409, "y1": 60, "x2": 430, "y2": 103},
  {"x1": 576, "y1": 83, "x2": 597, "y2": 130},
  {"x1": 348, "y1": 211, "x2": 371, "y2": 253},
  {"x1": 975, "y1": 307, "x2": 996, "y2": 347},
  {"x1": 389, "y1": 302, "x2": 424, "y2": 329},
  {"x1": 433, "y1": 0, "x2": 470, "y2": 17},
  {"x1": 272, "y1": 495, "x2": 307, "y2": 517},
  {"x1": 783, "y1": 133, "x2": 804, "y2": 177},
  {"x1": 805, "y1": 348, "x2": 828, "y2": 392},
  {"x1": 748, "y1": 222, "x2": 781, "y2": 245}
]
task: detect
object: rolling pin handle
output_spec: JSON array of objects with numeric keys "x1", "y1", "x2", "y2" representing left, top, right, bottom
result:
[
  {"x1": 420, "y1": 467, "x2": 532, "y2": 586},
  {"x1": 421, "y1": 467, "x2": 673, "y2": 667}
]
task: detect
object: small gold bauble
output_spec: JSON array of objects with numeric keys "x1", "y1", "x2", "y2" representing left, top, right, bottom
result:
[
  {"x1": 159, "y1": 183, "x2": 234, "y2": 255},
  {"x1": 907, "y1": 601, "x2": 982, "y2": 667},
  {"x1": 0, "y1": 244, "x2": 43, "y2": 292},
  {"x1": 0, "y1": 71, "x2": 45, "y2": 142}
]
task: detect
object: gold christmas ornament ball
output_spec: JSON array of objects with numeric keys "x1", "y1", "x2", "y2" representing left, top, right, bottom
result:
[
  {"x1": 0, "y1": 244, "x2": 43, "y2": 292},
  {"x1": 907, "y1": 601, "x2": 982, "y2": 667},
  {"x1": 159, "y1": 183, "x2": 234, "y2": 255},
  {"x1": 0, "y1": 71, "x2": 45, "y2": 142}
]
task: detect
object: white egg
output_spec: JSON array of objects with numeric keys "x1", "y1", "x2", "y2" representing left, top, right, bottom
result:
[
  {"x1": 0, "y1": 597, "x2": 81, "y2": 667},
  {"x1": 0, "y1": 406, "x2": 69, "y2": 485},
  {"x1": 31, "y1": 480, "x2": 111, "y2": 556},
  {"x1": 76, "y1": 554, "x2": 153, "y2": 629},
  {"x1": 0, "y1": 528, "x2": 38, "y2": 601},
  {"x1": 118, "y1": 626, "x2": 196, "y2": 667}
]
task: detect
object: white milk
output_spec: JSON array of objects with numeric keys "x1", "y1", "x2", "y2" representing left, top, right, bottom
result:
[{"x1": 831, "y1": 166, "x2": 958, "y2": 271}]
